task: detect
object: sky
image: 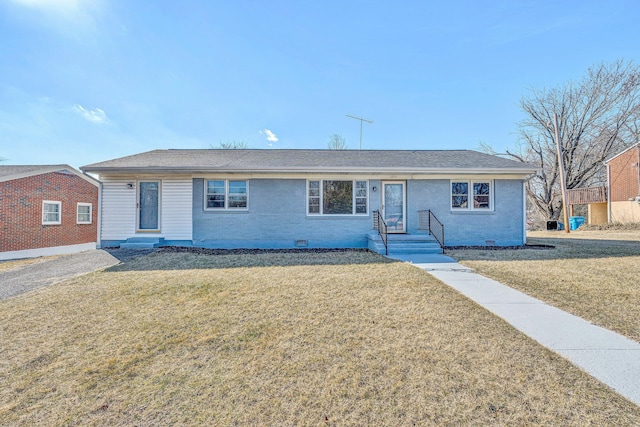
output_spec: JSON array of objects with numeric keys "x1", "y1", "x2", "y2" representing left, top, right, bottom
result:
[{"x1": 1, "y1": 0, "x2": 639, "y2": 169}]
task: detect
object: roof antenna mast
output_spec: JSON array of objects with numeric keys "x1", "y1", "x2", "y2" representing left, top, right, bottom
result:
[{"x1": 346, "y1": 114, "x2": 373, "y2": 150}]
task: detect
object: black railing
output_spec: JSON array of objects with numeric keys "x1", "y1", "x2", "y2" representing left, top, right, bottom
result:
[
  {"x1": 373, "y1": 210, "x2": 388, "y2": 255},
  {"x1": 418, "y1": 210, "x2": 445, "y2": 251}
]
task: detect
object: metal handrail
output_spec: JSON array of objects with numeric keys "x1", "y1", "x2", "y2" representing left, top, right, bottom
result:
[
  {"x1": 418, "y1": 210, "x2": 445, "y2": 251},
  {"x1": 373, "y1": 210, "x2": 388, "y2": 255}
]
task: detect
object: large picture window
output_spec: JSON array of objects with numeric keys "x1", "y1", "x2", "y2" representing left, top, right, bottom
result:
[
  {"x1": 451, "y1": 180, "x2": 492, "y2": 211},
  {"x1": 42, "y1": 201, "x2": 62, "y2": 225},
  {"x1": 307, "y1": 180, "x2": 368, "y2": 215},
  {"x1": 205, "y1": 180, "x2": 248, "y2": 210}
]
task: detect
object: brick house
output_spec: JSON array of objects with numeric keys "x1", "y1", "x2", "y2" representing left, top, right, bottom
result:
[
  {"x1": 0, "y1": 165, "x2": 99, "y2": 261},
  {"x1": 606, "y1": 143, "x2": 640, "y2": 223},
  {"x1": 566, "y1": 143, "x2": 640, "y2": 225}
]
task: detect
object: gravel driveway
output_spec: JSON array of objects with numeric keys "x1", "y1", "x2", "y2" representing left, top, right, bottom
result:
[{"x1": 0, "y1": 249, "x2": 151, "y2": 300}]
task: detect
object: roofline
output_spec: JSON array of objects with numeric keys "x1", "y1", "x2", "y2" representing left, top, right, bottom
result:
[
  {"x1": 0, "y1": 164, "x2": 100, "y2": 186},
  {"x1": 81, "y1": 165, "x2": 538, "y2": 175},
  {"x1": 604, "y1": 143, "x2": 640, "y2": 164}
]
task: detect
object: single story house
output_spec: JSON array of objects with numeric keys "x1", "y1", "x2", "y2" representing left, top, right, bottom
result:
[
  {"x1": 81, "y1": 149, "x2": 537, "y2": 253},
  {"x1": 0, "y1": 165, "x2": 99, "y2": 261}
]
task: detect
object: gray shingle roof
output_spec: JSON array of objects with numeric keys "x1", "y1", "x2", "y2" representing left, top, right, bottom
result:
[
  {"x1": 0, "y1": 164, "x2": 99, "y2": 185},
  {"x1": 81, "y1": 149, "x2": 538, "y2": 174}
]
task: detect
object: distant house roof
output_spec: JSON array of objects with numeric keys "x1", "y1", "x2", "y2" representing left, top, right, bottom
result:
[
  {"x1": 604, "y1": 143, "x2": 640, "y2": 165},
  {"x1": 0, "y1": 164, "x2": 99, "y2": 186},
  {"x1": 81, "y1": 149, "x2": 538, "y2": 175}
]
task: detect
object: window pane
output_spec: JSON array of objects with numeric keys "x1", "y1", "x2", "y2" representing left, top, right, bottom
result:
[
  {"x1": 452, "y1": 182, "x2": 468, "y2": 195},
  {"x1": 206, "y1": 180, "x2": 226, "y2": 208},
  {"x1": 452, "y1": 195, "x2": 468, "y2": 208},
  {"x1": 43, "y1": 202, "x2": 61, "y2": 223},
  {"x1": 473, "y1": 182, "x2": 490, "y2": 195},
  {"x1": 228, "y1": 181, "x2": 247, "y2": 208},
  {"x1": 323, "y1": 180, "x2": 353, "y2": 214},
  {"x1": 474, "y1": 195, "x2": 490, "y2": 208}
]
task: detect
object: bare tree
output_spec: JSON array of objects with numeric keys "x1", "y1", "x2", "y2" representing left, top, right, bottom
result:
[
  {"x1": 212, "y1": 140, "x2": 249, "y2": 149},
  {"x1": 508, "y1": 60, "x2": 640, "y2": 220},
  {"x1": 327, "y1": 134, "x2": 347, "y2": 150}
]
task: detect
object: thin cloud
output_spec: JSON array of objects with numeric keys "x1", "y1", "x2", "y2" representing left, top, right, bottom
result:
[
  {"x1": 8, "y1": 0, "x2": 102, "y2": 31},
  {"x1": 260, "y1": 129, "x2": 279, "y2": 143},
  {"x1": 74, "y1": 104, "x2": 108, "y2": 124}
]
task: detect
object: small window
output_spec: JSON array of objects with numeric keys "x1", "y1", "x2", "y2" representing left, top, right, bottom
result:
[
  {"x1": 307, "y1": 180, "x2": 368, "y2": 215},
  {"x1": 77, "y1": 203, "x2": 92, "y2": 224},
  {"x1": 451, "y1": 180, "x2": 492, "y2": 211},
  {"x1": 42, "y1": 201, "x2": 62, "y2": 225},
  {"x1": 205, "y1": 180, "x2": 248, "y2": 210}
]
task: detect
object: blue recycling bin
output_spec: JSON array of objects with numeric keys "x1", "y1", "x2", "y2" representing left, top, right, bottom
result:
[{"x1": 569, "y1": 216, "x2": 585, "y2": 230}]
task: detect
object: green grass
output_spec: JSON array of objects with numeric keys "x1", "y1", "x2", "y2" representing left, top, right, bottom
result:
[{"x1": 1, "y1": 250, "x2": 640, "y2": 425}]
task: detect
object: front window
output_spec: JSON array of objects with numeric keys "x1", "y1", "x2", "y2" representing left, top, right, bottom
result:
[
  {"x1": 42, "y1": 201, "x2": 62, "y2": 225},
  {"x1": 77, "y1": 203, "x2": 92, "y2": 224},
  {"x1": 307, "y1": 180, "x2": 368, "y2": 215},
  {"x1": 205, "y1": 180, "x2": 248, "y2": 210},
  {"x1": 451, "y1": 180, "x2": 492, "y2": 211}
]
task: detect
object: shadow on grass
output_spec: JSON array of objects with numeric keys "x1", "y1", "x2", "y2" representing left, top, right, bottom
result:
[
  {"x1": 104, "y1": 247, "x2": 398, "y2": 272},
  {"x1": 448, "y1": 237, "x2": 640, "y2": 262}
]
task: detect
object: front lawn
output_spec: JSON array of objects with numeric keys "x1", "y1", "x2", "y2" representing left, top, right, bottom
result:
[{"x1": 1, "y1": 250, "x2": 639, "y2": 425}]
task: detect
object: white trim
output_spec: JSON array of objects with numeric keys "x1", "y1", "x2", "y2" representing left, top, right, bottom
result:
[
  {"x1": 203, "y1": 179, "x2": 249, "y2": 211},
  {"x1": 137, "y1": 180, "x2": 161, "y2": 232},
  {"x1": 450, "y1": 179, "x2": 494, "y2": 212},
  {"x1": 604, "y1": 143, "x2": 640, "y2": 164},
  {"x1": 76, "y1": 202, "x2": 93, "y2": 224},
  {"x1": 0, "y1": 242, "x2": 97, "y2": 261},
  {"x1": 42, "y1": 200, "x2": 62, "y2": 225},
  {"x1": 306, "y1": 179, "x2": 369, "y2": 216}
]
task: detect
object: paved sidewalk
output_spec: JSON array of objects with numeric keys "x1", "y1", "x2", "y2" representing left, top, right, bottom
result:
[{"x1": 388, "y1": 253, "x2": 640, "y2": 407}]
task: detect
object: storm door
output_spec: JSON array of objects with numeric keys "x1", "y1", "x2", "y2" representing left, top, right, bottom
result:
[
  {"x1": 382, "y1": 181, "x2": 406, "y2": 233},
  {"x1": 138, "y1": 181, "x2": 160, "y2": 231}
]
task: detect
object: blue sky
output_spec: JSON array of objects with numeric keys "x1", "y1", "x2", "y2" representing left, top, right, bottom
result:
[{"x1": 1, "y1": 0, "x2": 638, "y2": 168}]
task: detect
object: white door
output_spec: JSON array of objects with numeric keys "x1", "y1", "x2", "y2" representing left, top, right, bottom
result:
[{"x1": 382, "y1": 181, "x2": 406, "y2": 233}]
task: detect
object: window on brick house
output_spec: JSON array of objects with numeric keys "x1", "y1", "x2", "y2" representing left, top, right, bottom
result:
[
  {"x1": 42, "y1": 201, "x2": 62, "y2": 225},
  {"x1": 77, "y1": 203, "x2": 92, "y2": 224}
]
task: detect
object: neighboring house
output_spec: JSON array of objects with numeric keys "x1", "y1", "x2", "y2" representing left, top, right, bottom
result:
[
  {"x1": 81, "y1": 149, "x2": 537, "y2": 253},
  {"x1": 566, "y1": 143, "x2": 640, "y2": 225},
  {"x1": 606, "y1": 143, "x2": 640, "y2": 223},
  {"x1": 0, "y1": 165, "x2": 99, "y2": 261}
]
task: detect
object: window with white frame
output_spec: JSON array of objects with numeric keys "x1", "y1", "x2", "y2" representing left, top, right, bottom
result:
[
  {"x1": 451, "y1": 180, "x2": 492, "y2": 210},
  {"x1": 205, "y1": 179, "x2": 248, "y2": 210},
  {"x1": 77, "y1": 203, "x2": 92, "y2": 224},
  {"x1": 307, "y1": 180, "x2": 368, "y2": 215},
  {"x1": 42, "y1": 201, "x2": 62, "y2": 225}
]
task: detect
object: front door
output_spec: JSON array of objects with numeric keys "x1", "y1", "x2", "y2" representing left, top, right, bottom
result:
[
  {"x1": 138, "y1": 181, "x2": 160, "y2": 231},
  {"x1": 382, "y1": 181, "x2": 406, "y2": 233}
]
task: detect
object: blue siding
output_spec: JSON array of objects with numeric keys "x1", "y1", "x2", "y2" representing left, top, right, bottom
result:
[
  {"x1": 191, "y1": 178, "x2": 524, "y2": 249},
  {"x1": 192, "y1": 179, "x2": 380, "y2": 249},
  {"x1": 405, "y1": 179, "x2": 525, "y2": 246}
]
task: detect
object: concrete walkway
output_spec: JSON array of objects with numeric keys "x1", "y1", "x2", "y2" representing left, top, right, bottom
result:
[{"x1": 388, "y1": 253, "x2": 640, "y2": 407}]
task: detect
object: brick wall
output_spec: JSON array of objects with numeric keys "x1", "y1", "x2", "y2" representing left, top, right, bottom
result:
[
  {"x1": 0, "y1": 171, "x2": 98, "y2": 252},
  {"x1": 609, "y1": 146, "x2": 640, "y2": 202}
]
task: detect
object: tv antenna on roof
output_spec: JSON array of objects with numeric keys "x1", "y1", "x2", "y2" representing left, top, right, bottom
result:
[{"x1": 346, "y1": 114, "x2": 373, "y2": 150}]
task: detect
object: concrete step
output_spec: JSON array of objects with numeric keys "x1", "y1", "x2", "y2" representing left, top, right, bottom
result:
[{"x1": 119, "y1": 237, "x2": 165, "y2": 249}]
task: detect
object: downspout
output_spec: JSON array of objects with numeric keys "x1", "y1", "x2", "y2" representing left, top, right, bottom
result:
[
  {"x1": 607, "y1": 162, "x2": 611, "y2": 223},
  {"x1": 522, "y1": 180, "x2": 527, "y2": 245},
  {"x1": 97, "y1": 179, "x2": 103, "y2": 249}
]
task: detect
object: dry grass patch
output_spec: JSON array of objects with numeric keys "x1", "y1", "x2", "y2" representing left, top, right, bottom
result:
[
  {"x1": 448, "y1": 230, "x2": 640, "y2": 342},
  {"x1": 1, "y1": 250, "x2": 640, "y2": 425},
  {"x1": 0, "y1": 256, "x2": 58, "y2": 273}
]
